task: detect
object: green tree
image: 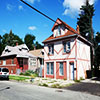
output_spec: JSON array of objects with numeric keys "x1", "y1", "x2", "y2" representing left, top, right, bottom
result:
[
  {"x1": 94, "y1": 32, "x2": 100, "y2": 75},
  {"x1": 24, "y1": 34, "x2": 35, "y2": 50},
  {"x1": 77, "y1": 0, "x2": 95, "y2": 42},
  {"x1": 77, "y1": 0, "x2": 95, "y2": 73},
  {"x1": 2, "y1": 30, "x2": 23, "y2": 49},
  {"x1": 0, "y1": 35, "x2": 3, "y2": 55},
  {"x1": 35, "y1": 41, "x2": 43, "y2": 49}
]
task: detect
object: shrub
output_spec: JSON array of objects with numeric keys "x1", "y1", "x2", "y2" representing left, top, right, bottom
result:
[
  {"x1": 74, "y1": 80, "x2": 80, "y2": 82},
  {"x1": 42, "y1": 83, "x2": 48, "y2": 87},
  {"x1": 20, "y1": 72, "x2": 24, "y2": 75},
  {"x1": 51, "y1": 84, "x2": 60, "y2": 88},
  {"x1": 39, "y1": 83, "x2": 48, "y2": 87}
]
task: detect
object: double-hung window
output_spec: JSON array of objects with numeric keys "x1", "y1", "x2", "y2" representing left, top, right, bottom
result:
[
  {"x1": 59, "y1": 62, "x2": 64, "y2": 75},
  {"x1": 12, "y1": 59, "x2": 14, "y2": 64},
  {"x1": 48, "y1": 44, "x2": 54, "y2": 55},
  {"x1": 47, "y1": 62, "x2": 54, "y2": 75},
  {"x1": 63, "y1": 41, "x2": 71, "y2": 53},
  {"x1": 3, "y1": 60, "x2": 6, "y2": 65}
]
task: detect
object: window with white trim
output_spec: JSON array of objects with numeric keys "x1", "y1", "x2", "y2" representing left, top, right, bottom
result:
[
  {"x1": 47, "y1": 62, "x2": 54, "y2": 75},
  {"x1": 48, "y1": 44, "x2": 54, "y2": 55},
  {"x1": 12, "y1": 59, "x2": 14, "y2": 64},
  {"x1": 3, "y1": 60, "x2": 6, "y2": 65},
  {"x1": 59, "y1": 62, "x2": 64, "y2": 75},
  {"x1": 63, "y1": 41, "x2": 71, "y2": 53}
]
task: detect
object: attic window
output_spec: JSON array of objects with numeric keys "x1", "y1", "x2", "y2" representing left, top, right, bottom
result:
[{"x1": 58, "y1": 26, "x2": 61, "y2": 36}]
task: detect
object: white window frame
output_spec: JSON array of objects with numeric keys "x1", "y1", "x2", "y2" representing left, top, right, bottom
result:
[
  {"x1": 63, "y1": 41, "x2": 71, "y2": 53},
  {"x1": 3, "y1": 60, "x2": 6, "y2": 65},
  {"x1": 12, "y1": 59, "x2": 14, "y2": 64},
  {"x1": 59, "y1": 62, "x2": 64, "y2": 76},
  {"x1": 48, "y1": 44, "x2": 54, "y2": 55},
  {"x1": 47, "y1": 62, "x2": 54, "y2": 75}
]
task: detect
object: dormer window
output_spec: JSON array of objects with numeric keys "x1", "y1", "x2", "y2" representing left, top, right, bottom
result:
[{"x1": 5, "y1": 49, "x2": 10, "y2": 52}]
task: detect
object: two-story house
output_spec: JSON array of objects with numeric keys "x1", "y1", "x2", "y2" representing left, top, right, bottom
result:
[{"x1": 43, "y1": 18, "x2": 91, "y2": 80}]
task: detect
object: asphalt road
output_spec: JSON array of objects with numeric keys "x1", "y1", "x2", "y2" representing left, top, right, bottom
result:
[{"x1": 0, "y1": 81, "x2": 100, "y2": 100}]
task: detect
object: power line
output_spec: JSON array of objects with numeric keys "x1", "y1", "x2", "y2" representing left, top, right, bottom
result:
[
  {"x1": 20, "y1": 0, "x2": 78, "y2": 35},
  {"x1": 20, "y1": 0, "x2": 58, "y2": 24}
]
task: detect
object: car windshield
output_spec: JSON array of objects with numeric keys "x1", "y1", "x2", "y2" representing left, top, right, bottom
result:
[{"x1": 2, "y1": 68, "x2": 9, "y2": 72}]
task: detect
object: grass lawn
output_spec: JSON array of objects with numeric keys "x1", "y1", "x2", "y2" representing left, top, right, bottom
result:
[{"x1": 9, "y1": 75, "x2": 30, "y2": 81}]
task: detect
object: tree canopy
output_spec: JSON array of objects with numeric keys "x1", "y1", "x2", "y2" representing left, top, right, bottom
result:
[
  {"x1": 24, "y1": 34, "x2": 35, "y2": 50},
  {"x1": 0, "y1": 30, "x2": 23, "y2": 54},
  {"x1": 24, "y1": 34, "x2": 43, "y2": 50},
  {"x1": 77, "y1": 0, "x2": 95, "y2": 42},
  {"x1": 2, "y1": 30, "x2": 23, "y2": 47}
]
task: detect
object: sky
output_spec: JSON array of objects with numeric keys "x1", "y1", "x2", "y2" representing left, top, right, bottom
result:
[{"x1": 0, "y1": 0, "x2": 100, "y2": 45}]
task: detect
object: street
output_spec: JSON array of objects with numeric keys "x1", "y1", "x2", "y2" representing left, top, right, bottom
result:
[{"x1": 0, "y1": 81, "x2": 100, "y2": 100}]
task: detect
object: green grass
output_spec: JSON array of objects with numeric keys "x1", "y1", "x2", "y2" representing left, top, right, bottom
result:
[{"x1": 9, "y1": 75, "x2": 30, "y2": 81}]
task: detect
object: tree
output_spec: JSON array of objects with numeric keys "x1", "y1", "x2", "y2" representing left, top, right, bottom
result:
[
  {"x1": 77, "y1": 0, "x2": 95, "y2": 73},
  {"x1": 35, "y1": 41, "x2": 43, "y2": 49},
  {"x1": 77, "y1": 0, "x2": 95, "y2": 42},
  {"x1": 24, "y1": 34, "x2": 35, "y2": 50},
  {"x1": 0, "y1": 35, "x2": 3, "y2": 55},
  {"x1": 94, "y1": 32, "x2": 100, "y2": 74},
  {"x1": 2, "y1": 30, "x2": 23, "y2": 50}
]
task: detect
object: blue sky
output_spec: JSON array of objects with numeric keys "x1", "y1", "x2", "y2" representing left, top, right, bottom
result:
[{"x1": 0, "y1": 0, "x2": 100, "y2": 45}]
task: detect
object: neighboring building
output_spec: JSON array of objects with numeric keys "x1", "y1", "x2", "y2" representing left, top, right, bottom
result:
[
  {"x1": 29, "y1": 49, "x2": 44, "y2": 74},
  {"x1": 43, "y1": 18, "x2": 91, "y2": 80},
  {"x1": 0, "y1": 44, "x2": 36, "y2": 74}
]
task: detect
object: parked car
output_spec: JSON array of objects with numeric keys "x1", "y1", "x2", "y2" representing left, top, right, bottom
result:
[{"x1": 0, "y1": 68, "x2": 9, "y2": 80}]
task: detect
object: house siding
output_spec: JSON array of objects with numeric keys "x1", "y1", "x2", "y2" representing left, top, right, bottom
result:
[
  {"x1": 44, "y1": 38, "x2": 91, "y2": 80},
  {"x1": 0, "y1": 57, "x2": 28, "y2": 74}
]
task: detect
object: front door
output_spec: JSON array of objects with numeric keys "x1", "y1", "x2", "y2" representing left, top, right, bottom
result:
[{"x1": 70, "y1": 62, "x2": 74, "y2": 80}]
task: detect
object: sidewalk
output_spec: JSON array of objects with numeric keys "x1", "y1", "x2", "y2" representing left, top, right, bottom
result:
[{"x1": 81, "y1": 77, "x2": 100, "y2": 84}]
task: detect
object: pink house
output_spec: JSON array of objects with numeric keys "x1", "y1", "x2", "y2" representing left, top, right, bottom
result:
[{"x1": 43, "y1": 18, "x2": 91, "y2": 80}]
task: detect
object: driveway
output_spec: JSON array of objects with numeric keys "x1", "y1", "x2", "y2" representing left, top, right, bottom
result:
[
  {"x1": 63, "y1": 78, "x2": 100, "y2": 96},
  {"x1": 0, "y1": 80, "x2": 100, "y2": 100}
]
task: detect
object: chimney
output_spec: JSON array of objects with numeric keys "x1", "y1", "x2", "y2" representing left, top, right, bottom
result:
[
  {"x1": 16, "y1": 42, "x2": 18, "y2": 46},
  {"x1": 76, "y1": 25, "x2": 80, "y2": 33}
]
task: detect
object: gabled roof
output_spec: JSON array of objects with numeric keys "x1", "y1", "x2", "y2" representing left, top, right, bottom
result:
[
  {"x1": 43, "y1": 18, "x2": 80, "y2": 43},
  {"x1": 1, "y1": 44, "x2": 36, "y2": 58},
  {"x1": 29, "y1": 49, "x2": 44, "y2": 58}
]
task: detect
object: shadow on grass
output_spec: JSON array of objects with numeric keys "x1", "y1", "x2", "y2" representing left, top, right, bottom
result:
[{"x1": 63, "y1": 82, "x2": 100, "y2": 96}]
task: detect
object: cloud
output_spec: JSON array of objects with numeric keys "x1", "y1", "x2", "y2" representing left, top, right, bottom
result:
[
  {"x1": 18, "y1": 5, "x2": 23, "y2": 10},
  {"x1": 25, "y1": 0, "x2": 40, "y2": 4},
  {"x1": 7, "y1": 4, "x2": 13, "y2": 11},
  {"x1": 63, "y1": 0, "x2": 97, "y2": 17},
  {"x1": 28, "y1": 26, "x2": 37, "y2": 31},
  {"x1": 2, "y1": 29, "x2": 7, "y2": 33}
]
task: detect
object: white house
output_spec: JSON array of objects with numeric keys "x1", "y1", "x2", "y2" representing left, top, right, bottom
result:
[{"x1": 43, "y1": 18, "x2": 91, "y2": 80}]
